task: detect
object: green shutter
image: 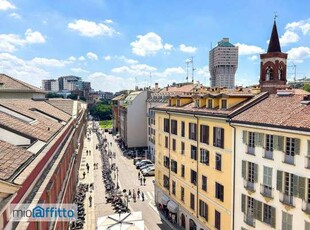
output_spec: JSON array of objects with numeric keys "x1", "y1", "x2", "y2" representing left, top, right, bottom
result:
[
  {"x1": 270, "y1": 207, "x2": 276, "y2": 228},
  {"x1": 254, "y1": 163, "x2": 258, "y2": 182},
  {"x1": 294, "y1": 139, "x2": 300, "y2": 155},
  {"x1": 254, "y1": 200, "x2": 262, "y2": 221},
  {"x1": 242, "y1": 161, "x2": 247, "y2": 179},
  {"x1": 255, "y1": 133, "x2": 263, "y2": 147},
  {"x1": 293, "y1": 174, "x2": 299, "y2": 197},
  {"x1": 308, "y1": 140, "x2": 310, "y2": 156},
  {"x1": 242, "y1": 130, "x2": 248, "y2": 144},
  {"x1": 241, "y1": 194, "x2": 246, "y2": 213},
  {"x1": 278, "y1": 136, "x2": 284, "y2": 152},
  {"x1": 276, "y1": 170, "x2": 283, "y2": 192},
  {"x1": 299, "y1": 177, "x2": 306, "y2": 200}
]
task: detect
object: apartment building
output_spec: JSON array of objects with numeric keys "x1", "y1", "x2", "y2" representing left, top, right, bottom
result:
[
  {"x1": 153, "y1": 87, "x2": 265, "y2": 230},
  {"x1": 112, "y1": 94, "x2": 126, "y2": 133}
]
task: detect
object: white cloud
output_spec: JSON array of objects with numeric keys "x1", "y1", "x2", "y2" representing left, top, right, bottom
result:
[
  {"x1": 86, "y1": 52, "x2": 98, "y2": 61},
  {"x1": 287, "y1": 46, "x2": 310, "y2": 62},
  {"x1": 0, "y1": 0, "x2": 15, "y2": 10},
  {"x1": 131, "y1": 32, "x2": 164, "y2": 56},
  {"x1": 248, "y1": 55, "x2": 258, "y2": 61},
  {"x1": 71, "y1": 67, "x2": 88, "y2": 73},
  {"x1": 277, "y1": 30, "x2": 299, "y2": 46},
  {"x1": 153, "y1": 67, "x2": 185, "y2": 78},
  {"x1": 68, "y1": 19, "x2": 118, "y2": 37},
  {"x1": 104, "y1": 19, "x2": 113, "y2": 24},
  {"x1": 164, "y1": 43, "x2": 173, "y2": 50},
  {"x1": 31, "y1": 57, "x2": 68, "y2": 67},
  {"x1": 286, "y1": 18, "x2": 310, "y2": 35},
  {"x1": 68, "y1": 56, "x2": 76, "y2": 62},
  {"x1": 179, "y1": 44, "x2": 197, "y2": 53},
  {"x1": 118, "y1": 56, "x2": 138, "y2": 64},
  {"x1": 9, "y1": 12, "x2": 21, "y2": 19},
  {"x1": 235, "y1": 43, "x2": 264, "y2": 55},
  {"x1": 196, "y1": 66, "x2": 210, "y2": 78},
  {"x1": 0, "y1": 53, "x2": 50, "y2": 87},
  {"x1": 78, "y1": 56, "x2": 86, "y2": 61},
  {"x1": 112, "y1": 64, "x2": 157, "y2": 76},
  {"x1": 0, "y1": 29, "x2": 45, "y2": 52},
  {"x1": 104, "y1": 55, "x2": 111, "y2": 60}
]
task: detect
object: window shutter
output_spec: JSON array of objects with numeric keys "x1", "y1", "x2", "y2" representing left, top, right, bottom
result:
[
  {"x1": 276, "y1": 170, "x2": 283, "y2": 192},
  {"x1": 273, "y1": 135, "x2": 278, "y2": 150},
  {"x1": 242, "y1": 130, "x2": 248, "y2": 144},
  {"x1": 200, "y1": 125, "x2": 203, "y2": 143},
  {"x1": 206, "y1": 203, "x2": 209, "y2": 221},
  {"x1": 278, "y1": 136, "x2": 284, "y2": 152},
  {"x1": 308, "y1": 140, "x2": 310, "y2": 156},
  {"x1": 255, "y1": 133, "x2": 260, "y2": 147},
  {"x1": 199, "y1": 200, "x2": 202, "y2": 216},
  {"x1": 220, "y1": 128, "x2": 224, "y2": 148},
  {"x1": 241, "y1": 194, "x2": 246, "y2": 213},
  {"x1": 254, "y1": 163, "x2": 258, "y2": 182},
  {"x1": 254, "y1": 200, "x2": 262, "y2": 221},
  {"x1": 294, "y1": 139, "x2": 300, "y2": 155},
  {"x1": 299, "y1": 176, "x2": 306, "y2": 200},
  {"x1": 213, "y1": 127, "x2": 216, "y2": 146},
  {"x1": 206, "y1": 125, "x2": 209, "y2": 145},
  {"x1": 270, "y1": 207, "x2": 276, "y2": 228},
  {"x1": 293, "y1": 174, "x2": 299, "y2": 197},
  {"x1": 242, "y1": 161, "x2": 247, "y2": 179}
]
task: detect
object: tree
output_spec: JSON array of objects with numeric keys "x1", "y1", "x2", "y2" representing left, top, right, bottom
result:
[
  {"x1": 45, "y1": 92, "x2": 64, "y2": 98},
  {"x1": 67, "y1": 94, "x2": 78, "y2": 100},
  {"x1": 89, "y1": 102, "x2": 112, "y2": 120},
  {"x1": 303, "y1": 84, "x2": 310, "y2": 92}
]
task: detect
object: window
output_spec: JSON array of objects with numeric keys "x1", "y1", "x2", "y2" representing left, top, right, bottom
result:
[
  {"x1": 189, "y1": 123, "x2": 197, "y2": 140},
  {"x1": 262, "y1": 166, "x2": 273, "y2": 198},
  {"x1": 181, "y1": 165, "x2": 185, "y2": 178},
  {"x1": 263, "y1": 204, "x2": 272, "y2": 225},
  {"x1": 242, "y1": 161, "x2": 258, "y2": 191},
  {"x1": 213, "y1": 127, "x2": 224, "y2": 148},
  {"x1": 208, "y1": 99, "x2": 212, "y2": 108},
  {"x1": 265, "y1": 134, "x2": 274, "y2": 159},
  {"x1": 215, "y1": 210, "x2": 221, "y2": 230},
  {"x1": 191, "y1": 145, "x2": 197, "y2": 160},
  {"x1": 181, "y1": 187, "x2": 185, "y2": 202},
  {"x1": 165, "y1": 136, "x2": 169, "y2": 148},
  {"x1": 200, "y1": 148, "x2": 209, "y2": 165},
  {"x1": 285, "y1": 137, "x2": 300, "y2": 164},
  {"x1": 221, "y1": 99, "x2": 227, "y2": 109},
  {"x1": 283, "y1": 172, "x2": 294, "y2": 206},
  {"x1": 190, "y1": 193, "x2": 195, "y2": 210},
  {"x1": 171, "y1": 120, "x2": 177, "y2": 135},
  {"x1": 163, "y1": 156, "x2": 170, "y2": 169},
  {"x1": 199, "y1": 200, "x2": 208, "y2": 221},
  {"x1": 172, "y1": 180, "x2": 176, "y2": 195},
  {"x1": 181, "y1": 142, "x2": 185, "y2": 155},
  {"x1": 244, "y1": 196, "x2": 254, "y2": 226},
  {"x1": 202, "y1": 175, "x2": 207, "y2": 191},
  {"x1": 191, "y1": 170, "x2": 197, "y2": 185},
  {"x1": 216, "y1": 153, "x2": 222, "y2": 171},
  {"x1": 164, "y1": 118, "x2": 169, "y2": 132},
  {"x1": 181, "y1": 121, "x2": 185, "y2": 137},
  {"x1": 200, "y1": 125, "x2": 209, "y2": 144},
  {"x1": 163, "y1": 175, "x2": 169, "y2": 190},
  {"x1": 171, "y1": 160, "x2": 177, "y2": 173},
  {"x1": 215, "y1": 182, "x2": 224, "y2": 202},
  {"x1": 247, "y1": 132, "x2": 255, "y2": 155},
  {"x1": 282, "y1": 211, "x2": 292, "y2": 230},
  {"x1": 172, "y1": 139, "x2": 176, "y2": 151}
]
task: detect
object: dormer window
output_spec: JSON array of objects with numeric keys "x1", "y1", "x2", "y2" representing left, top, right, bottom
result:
[
  {"x1": 208, "y1": 99, "x2": 212, "y2": 109},
  {"x1": 168, "y1": 99, "x2": 172, "y2": 106},
  {"x1": 176, "y1": 99, "x2": 181, "y2": 107},
  {"x1": 221, "y1": 99, "x2": 227, "y2": 109},
  {"x1": 194, "y1": 100, "x2": 199, "y2": 108}
]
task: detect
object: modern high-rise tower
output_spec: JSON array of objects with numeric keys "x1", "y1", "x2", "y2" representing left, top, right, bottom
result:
[{"x1": 209, "y1": 38, "x2": 238, "y2": 88}]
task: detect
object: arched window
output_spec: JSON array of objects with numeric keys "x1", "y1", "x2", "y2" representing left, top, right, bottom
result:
[
  {"x1": 278, "y1": 66, "x2": 283, "y2": 80},
  {"x1": 265, "y1": 66, "x2": 273, "y2": 81},
  {"x1": 189, "y1": 219, "x2": 197, "y2": 230},
  {"x1": 181, "y1": 214, "x2": 186, "y2": 229}
]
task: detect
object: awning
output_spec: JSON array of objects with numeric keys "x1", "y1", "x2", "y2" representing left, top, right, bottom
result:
[
  {"x1": 167, "y1": 200, "x2": 178, "y2": 213},
  {"x1": 159, "y1": 194, "x2": 170, "y2": 206}
]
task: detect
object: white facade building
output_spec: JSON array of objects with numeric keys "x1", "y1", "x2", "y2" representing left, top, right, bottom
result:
[{"x1": 209, "y1": 38, "x2": 238, "y2": 88}]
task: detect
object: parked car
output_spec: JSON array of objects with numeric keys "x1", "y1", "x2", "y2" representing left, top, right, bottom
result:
[
  {"x1": 133, "y1": 157, "x2": 143, "y2": 165},
  {"x1": 135, "y1": 159, "x2": 152, "y2": 167},
  {"x1": 142, "y1": 167, "x2": 155, "y2": 176},
  {"x1": 136, "y1": 160, "x2": 153, "y2": 169},
  {"x1": 139, "y1": 164, "x2": 154, "y2": 171}
]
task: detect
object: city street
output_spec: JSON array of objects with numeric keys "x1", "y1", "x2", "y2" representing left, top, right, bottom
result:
[{"x1": 78, "y1": 122, "x2": 172, "y2": 230}]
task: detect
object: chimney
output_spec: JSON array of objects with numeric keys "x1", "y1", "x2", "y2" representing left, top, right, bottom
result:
[{"x1": 155, "y1": 83, "x2": 159, "y2": 90}]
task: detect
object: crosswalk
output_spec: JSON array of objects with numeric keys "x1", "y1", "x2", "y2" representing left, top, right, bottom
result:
[{"x1": 128, "y1": 191, "x2": 154, "y2": 202}]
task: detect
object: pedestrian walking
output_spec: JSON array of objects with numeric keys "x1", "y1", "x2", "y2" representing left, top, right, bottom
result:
[
  {"x1": 128, "y1": 189, "x2": 132, "y2": 197},
  {"x1": 89, "y1": 150, "x2": 91, "y2": 155},
  {"x1": 141, "y1": 192, "x2": 144, "y2": 201},
  {"x1": 140, "y1": 177, "x2": 143, "y2": 186},
  {"x1": 86, "y1": 163, "x2": 89, "y2": 173},
  {"x1": 83, "y1": 171, "x2": 86, "y2": 179},
  {"x1": 137, "y1": 188, "x2": 140, "y2": 198},
  {"x1": 89, "y1": 195, "x2": 92, "y2": 207},
  {"x1": 138, "y1": 172, "x2": 140, "y2": 180},
  {"x1": 132, "y1": 190, "x2": 136, "y2": 202},
  {"x1": 143, "y1": 177, "x2": 146, "y2": 186},
  {"x1": 86, "y1": 150, "x2": 88, "y2": 156},
  {"x1": 93, "y1": 163, "x2": 96, "y2": 170}
]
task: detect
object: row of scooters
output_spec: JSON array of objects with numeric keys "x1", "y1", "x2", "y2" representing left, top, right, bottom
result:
[{"x1": 69, "y1": 183, "x2": 88, "y2": 229}]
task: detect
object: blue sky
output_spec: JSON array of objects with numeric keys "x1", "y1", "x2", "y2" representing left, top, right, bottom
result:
[{"x1": 0, "y1": 0, "x2": 310, "y2": 92}]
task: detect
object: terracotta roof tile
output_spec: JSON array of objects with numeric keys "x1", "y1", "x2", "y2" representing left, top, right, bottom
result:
[
  {"x1": 0, "y1": 140, "x2": 33, "y2": 180},
  {"x1": 0, "y1": 74, "x2": 45, "y2": 93},
  {"x1": 46, "y1": 99, "x2": 74, "y2": 115}
]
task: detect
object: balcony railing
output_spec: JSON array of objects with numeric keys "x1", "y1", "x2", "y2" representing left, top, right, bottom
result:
[
  {"x1": 264, "y1": 150, "x2": 273, "y2": 160},
  {"x1": 244, "y1": 180, "x2": 255, "y2": 192},
  {"x1": 302, "y1": 200, "x2": 310, "y2": 214},
  {"x1": 244, "y1": 213, "x2": 255, "y2": 227},
  {"x1": 260, "y1": 184, "x2": 273, "y2": 198},
  {"x1": 280, "y1": 193, "x2": 294, "y2": 207},
  {"x1": 247, "y1": 146, "x2": 255, "y2": 155},
  {"x1": 284, "y1": 154, "x2": 295, "y2": 165}
]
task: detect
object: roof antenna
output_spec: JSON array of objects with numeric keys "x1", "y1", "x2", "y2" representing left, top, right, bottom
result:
[
  {"x1": 186, "y1": 59, "x2": 191, "y2": 82},
  {"x1": 274, "y1": 11, "x2": 278, "y2": 21},
  {"x1": 190, "y1": 56, "x2": 196, "y2": 83}
]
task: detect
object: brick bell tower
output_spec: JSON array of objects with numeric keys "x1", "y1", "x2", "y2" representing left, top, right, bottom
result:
[{"x1": 259, "y1": 19, "x2": 288, "y2": 93}]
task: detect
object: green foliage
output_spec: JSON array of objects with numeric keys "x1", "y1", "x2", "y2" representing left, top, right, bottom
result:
[
  {"x1": 67, "y1": 94, "x2": 78, "y2": 100},
  {"x1": 303, "y1": 84, "x2": 310, "y2": 92},
  {"x1": 99, "y1": 120, "x2": 113, "y2": 129},
  {"x1": 89, "y1": 102, "x2": 112, "y2": 120},
  {"x1": 45, "y1": 92, "x2": 64, "y2": 98}
]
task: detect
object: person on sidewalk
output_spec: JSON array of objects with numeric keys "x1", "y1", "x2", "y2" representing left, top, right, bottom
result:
[
  {"x1": 132, "y1": 190, "x2": 136, "y2": 203},
  {"x1": 140, "y1": 177, "x2": 143, "y2": 186},
  {"x1": 86, "y1": 163, "x2": 89, "y2": 173},
  {"x1": 143, "y1": 177, "x2": 146, "y2": 186},
  {"x1": 83, "y1": 171, "x2": 86, "y2": 179},
  {"x1": 86, "y1": 150, "x2": 88, "y2": 156},
  {"x1": 137, "y1": 188, "x2": 140, "y2": 198},
  {"x1": 89, "y1": 195, "x2": 92, "y2": 207},
  {"x1": 138, "y1": 172, "x2": 140, "y2": 180},
  {"x1": 128, "y1": 189, "x2": 131, "y2": 198},
  {"x1": 141, "y1": 192, "x2": 144, "y2": 201},
  {"x1": 89, "y1": 150, "x2": 91, "y2": 155}
]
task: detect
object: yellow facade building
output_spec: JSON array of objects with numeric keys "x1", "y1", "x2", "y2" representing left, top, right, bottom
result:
[{"x1": 152, "y1": 88, "x2": 266, "y2": 230}]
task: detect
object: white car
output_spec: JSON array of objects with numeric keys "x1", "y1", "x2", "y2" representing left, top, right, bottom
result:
[
  {"x1": 142, "y1": 167, "x2": 155, "y2": 176},
  {"x1": 135, "y1": 160, "x2": 152, "y2": 168}
]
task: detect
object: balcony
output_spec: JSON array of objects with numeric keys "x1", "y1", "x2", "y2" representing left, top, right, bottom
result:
[
  {"x1": 244, "y1": 180, "x2": 255, "y2": 192},
  {"x1": 302, "y1": 200, "x2": 310, "y2": 214},
  {"x1": 284, "y1": 154, "x2": 294, "y2": 165},
  {"x1": 280, "y1": 193, "x2": 294, "y2": 207},
  {"x1": 260, "y1": 184, "x2": 273, "y2": 198},
  {"x1": 247, "y1": 146, "x2": 255, "y2": 155},
  {"x1": 244, "y1": 213, "x2": 255, "y2": 227},
  {"x1": 264, "y1": 150, "x2": 273, "y2": 160}
]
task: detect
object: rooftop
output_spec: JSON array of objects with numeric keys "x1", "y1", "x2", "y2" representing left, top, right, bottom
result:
[
  {"x1": 46, "y1": 98, "x2": 74, "y2": 115},
  {"x1": 0, "y1": 74, "x2": 45, "y2": 93}
]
